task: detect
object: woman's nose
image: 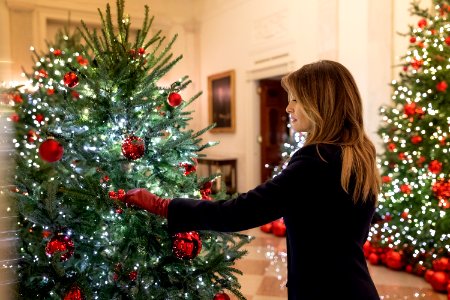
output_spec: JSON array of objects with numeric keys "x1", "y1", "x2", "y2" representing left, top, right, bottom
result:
[{"x1": 286, "y1": 104, "x2": 292, "y2": 113}]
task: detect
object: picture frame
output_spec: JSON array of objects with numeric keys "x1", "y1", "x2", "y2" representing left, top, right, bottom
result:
[{"x1": 208, "y1": 70, "x2": 235, "y2": 133}]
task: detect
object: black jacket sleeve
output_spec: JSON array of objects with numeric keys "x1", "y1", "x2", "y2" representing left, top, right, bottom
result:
[{"x1": 167, "y1": 144, "x2": 332, "y2": 234}]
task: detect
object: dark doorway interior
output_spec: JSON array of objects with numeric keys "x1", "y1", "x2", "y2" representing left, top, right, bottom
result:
[{"x1": 259, "y1": 79, "x2": 289, "y2": 183}]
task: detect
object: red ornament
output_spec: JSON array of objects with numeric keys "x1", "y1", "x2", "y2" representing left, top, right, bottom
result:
[
  {"x1": 416, "y1": 156, "x2": 426, "y2": 167},
  {"x1": 71, "y1": 90, "x2": 80, "y2": 99},
  {"x1": 9, "y1": 113, "x2": 19, "y2": 122},
  {"x1": 411, "y1": 135, "x2": 422, "y2": 144},
  {"x1": 432, "y1": 257, "x2": 449, "y2": 271},
  {"x1": 53, "y1": 49, "x2": 62, "y2": 56},
  {"x1": 405, "y1": 264, "x2": 413, "y2": 273},
  {"x1": 387, "y1": 143, "x2": 396, "y2": 151},
  {"x1": 121, "y1": 135, "x2": 145, "y2": 160},
  {"x1": 404, "y1": 102, "x2": 416, "y2": 116},
  {"x1": 260, "y1": 223, "x2": 272, "y2": 233},
  {"x1": 436, "y1": 81, "x2": 448, "y2": 92},
  {"x1": 181, "y1": 159, "x2": 197, "y2": 176},
  {"x1": 213, "y1": 292, "x2": 231, "y2": 300},
  {"x1": 411, "y1": 59, "x2": 423, "y2": 70},
  {"x1": 47, "y1": 88, "x2": 55, "y2": 95},
  {"x1": 64, "y1": 285, "x2": 84, "y2": 300},
  {"x1": 415, "y1": 264, "x2": 427, "y2": 276},
  {"x1": 129, "y1": 270, "x2": 138, "y2": 281},
  {"x1": 446, "y1": 37, "x2": 450, "y2": 46},
  {"x1": 385, "y1": 251, "x2": 404, "y2": 270},
  {"x1": 45, "y1": 232, "x2": 75, "y2": 261},
  {"x1": 363, "y1": 241, "x2": 372, "y2": 258},
  {"x1": 172, "y1": 231, "x2": 202, "y2": 259},
  {"x1": 400, "y1": 184, "x2": 411, "y2": 194},
  {"x1": 37, "y1": 69, "x2": 48, "y2": 78},
  {"x1": 200, "y1": 181, "x2": 213, "y2": 200},
  {"x1": 428, "y1": 160, "x2": 443, "y2": 174},
  {"x1": 35, "y1": 113, "x2": 45, "y2": 123},
  {"x1": 400, "y1": 211, "x2": 409, "y2": 219},
  {"x1": 382, "y1": 176, "x2": 391, "y2": 183},
  {"x1": 409, "y1": 36, "x2": 416, "y2": 43},
  {"x1": 432, "y1": 179, "x2": 450, "y2": 203},
  {"x1": 271, "y1": 219, "x2": 286, "y2": 237},
  {"x1": 167, "y1": 92, "x2": 182, "y2": 107},
  {"x1": 39, "y1": 138, "x2": 64, "y2": 162},
  {"x1": 430, "y1": 271, "x2": 449, "y2": 292},
  {"x1": 76, "y1": 55, "x2": 89, "y2": 66},
  {"x1": 63, "y1": 71, "x2": 79, "y2": 88},
  {"x1": 418, "y1": 18, "x2": 427, "y2": 28},
  {"x1": 368, "y1": 253, "x2": 380, "y2": 265},
  {"x1": 425, "y1": 269, "x2": 435, "y2": 282},
  {"x1": 13, "y1": 93, "x2": 23, "y2": 103}
]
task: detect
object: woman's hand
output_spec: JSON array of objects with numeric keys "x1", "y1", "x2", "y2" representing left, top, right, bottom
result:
[{"x1": 124, "y1": 188, "x2": 170, "y2": 217}]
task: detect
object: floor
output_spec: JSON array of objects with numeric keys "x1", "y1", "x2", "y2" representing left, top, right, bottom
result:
[{"x1": 231, "y1": 227, "x2": 447, "y2": 300}]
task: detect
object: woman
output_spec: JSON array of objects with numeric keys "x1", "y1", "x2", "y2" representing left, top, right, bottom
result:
[{"x1": 125, "y1": 60, "x2": 381, "y2": 300}]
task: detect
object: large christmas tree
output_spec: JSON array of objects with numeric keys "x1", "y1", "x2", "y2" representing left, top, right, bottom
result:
[
  {"x1": 4, "y1": 1, "x2": 251, "y2": 299},
  {"x1": 367, "y1": 0, "x2": 450, "y2": 294}
]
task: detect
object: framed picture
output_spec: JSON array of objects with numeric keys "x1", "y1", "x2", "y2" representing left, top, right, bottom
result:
[{"x1": 208, "y1": 70, "x2": 235, "y2": 133}]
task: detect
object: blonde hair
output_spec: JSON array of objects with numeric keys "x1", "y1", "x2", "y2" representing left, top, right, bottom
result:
[{"x1": 281, "y1": 60, "x2": 380, "y2": 204}]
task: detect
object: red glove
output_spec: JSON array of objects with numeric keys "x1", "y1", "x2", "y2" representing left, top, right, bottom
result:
[{"x1": 124, "y1": 188, "x2": 170, "y2": 218}]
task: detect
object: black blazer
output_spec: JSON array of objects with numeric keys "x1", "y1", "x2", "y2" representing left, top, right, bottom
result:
[{"x1": 168, "y1": 144, "x2": 380, "y2": 300}]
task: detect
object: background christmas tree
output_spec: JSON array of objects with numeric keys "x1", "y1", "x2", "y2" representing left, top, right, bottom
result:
[
  {"x1": 4, "y1": 1, "x2": 251, "y2": 299},
  {"x1": 259, "y1": 127, "x2": 305, "y2": 237},
  {"x1": 367, "y1": 0, "x2": 450, "y2": 294}
]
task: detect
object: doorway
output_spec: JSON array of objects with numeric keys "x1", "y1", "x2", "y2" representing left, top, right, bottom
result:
[{"x1": 259, "y1": 79, "x2": 289, "y2": 183}]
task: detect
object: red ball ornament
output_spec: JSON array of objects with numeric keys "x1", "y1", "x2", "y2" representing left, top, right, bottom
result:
[
  {"x1": 260, "y1": 223, "x2": 272, "y2": 233},
  {"x1": 385, "y1": 251, "x2": 404, "y2": 270},
  {"x1": 437, "y1": 80, "x2": 448, "y2": 92},
  {"x1": 45, "y1": 233, "x2": 75, "y2": 261},
  {"x1": 432, "y1": 257, "x2": 449, "y2": 272},
  {"x1": 213, "y1": 292, "x2": 231, "y2": 300},
  {"x1": 430, "y1": 271, "x2": 449, "y2": 292},
  {"x1": 35, "y1": 113, "x2": 45, "y2": 123},
  {"x1": 167, "y1": 92, "x2": 182, "y2": 107},
  {"x1": 271, "y1": 219, "x2": 286, "y2": 237},
  {"x1": 64, "y1": 285, "x2": 84, "y2": 300},
  {"x1": 172, "y1": 231, "x2": 202, "y2": 259},
  {"x1": 9, "y1": 113, "x2": 19, "y2": 122},
  {"x1": 121, "y1": 135, "x2": 145, "y2": 160},
  {"x1": 63, "y1": 71, "x2": 79, "y2": 88},
  {"x1": 418, "y1": 18, "x2": 427, "y2": 28},
  {"x1": 363, "y1": 241, "x2": 372, "y2": 258},
  {"x1": 381, "y1": 176, "x2": 391, "y2": 183},
  {"x1": 368, "y1": 253, "x2": 380, "y2": 265},
  {"x1": 428, "y1": 160, "x2": 443, "y2": 174},
  {"x1": 129, "y1": 270, "x2": 138, "y2": 281},
  {"x1": 39, "y1": 138, "x2": 64, "y2": 162},
  {"x1": 411, "y1": 135, "x2": 422, "y2": 144}
]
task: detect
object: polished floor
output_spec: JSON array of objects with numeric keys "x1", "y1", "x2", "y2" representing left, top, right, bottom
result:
[{"x1": 231, "y1": 227, "x2": 447, "y2": 300}]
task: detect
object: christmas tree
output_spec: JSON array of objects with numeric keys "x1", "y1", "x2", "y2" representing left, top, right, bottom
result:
[
  {"x1": 4, "y1": 1, "x2": 251, "y2": 299},
  {"x1": 367, "y1": 0, "x2": 450, "y2": 294}
]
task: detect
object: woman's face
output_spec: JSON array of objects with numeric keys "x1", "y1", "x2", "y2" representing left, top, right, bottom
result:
[{"x1": 285, "y1": 94, "x2": 312, "y2": 133}]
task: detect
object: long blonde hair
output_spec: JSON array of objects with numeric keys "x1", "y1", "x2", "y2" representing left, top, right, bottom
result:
[{"x1": 281, "y1": 60, "x2": 380, "y2": 204}]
